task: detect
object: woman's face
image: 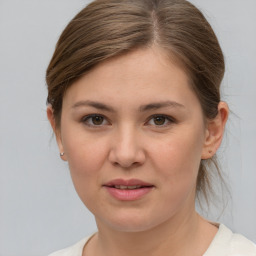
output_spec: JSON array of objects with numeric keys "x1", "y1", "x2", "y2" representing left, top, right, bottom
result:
[{"x1": 53, "y1": 47, "x2": 210, "y2": 232}]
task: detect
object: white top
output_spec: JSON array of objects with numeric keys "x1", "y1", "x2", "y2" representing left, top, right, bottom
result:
[{"x1": 48, "y1": 224, "x2": 256, "y2": 256}]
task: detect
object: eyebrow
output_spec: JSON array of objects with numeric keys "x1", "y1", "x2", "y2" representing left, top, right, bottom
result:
[
  {"x1": 72, "y1": 100, "x2": 185, "y2": 112},
  {"x1": 72, "y1": 100, "x2": 115, "y2": 112},
  {"x1": 139, "y1": 101, "x2": 185, "y2": 112}
]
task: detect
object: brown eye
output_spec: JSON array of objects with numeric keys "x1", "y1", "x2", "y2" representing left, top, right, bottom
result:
[
  {"x1": 82, "y1": 114, "x2": 108, "y2": 126},
  {"x1": 147, "y1": 115, "x2": 175, "y2": 127},
  {"x1": 91, "y1": 115, "x2": 104, "y2": 125},
  {"x1": 153, "y1": 116, "x2": 166, "y2": 125}
]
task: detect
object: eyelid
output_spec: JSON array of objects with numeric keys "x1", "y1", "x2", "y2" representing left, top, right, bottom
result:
[
  {"x1": 80, "y1": 113, "x2": 176, "y2": 127},
  {"x1": 145, "y1": 114, "x2": 176, "y2": 126},
  {"x1": 81, "y1": 114, "x2": 111, "y2": 127}
]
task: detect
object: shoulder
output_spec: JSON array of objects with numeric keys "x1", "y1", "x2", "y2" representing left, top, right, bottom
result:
[
  {"x1": 204, "y1": 224, "x2": 256, "y2": 256},
  {"x1": 229, "y1": 232, "x2": 256, "y2": 255},
  {"x1": 48, "y1": 235, "x2": 92, "y2": 256}
]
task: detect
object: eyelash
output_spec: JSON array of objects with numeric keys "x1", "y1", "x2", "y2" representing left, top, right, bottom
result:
[
  {"x1": 146, "y1": 114, "x2": 176, "y2": 127},
  {"x1": 81, "y1": 114, "x2": 176, "y2": 128},
  {"x1": 81, "y1": 114, "x2": 110, "y2": 127}
]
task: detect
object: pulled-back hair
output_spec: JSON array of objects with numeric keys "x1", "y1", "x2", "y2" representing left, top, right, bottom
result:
[{"x1": 46, "y1": 0, "x2": 225, "y2": 203}]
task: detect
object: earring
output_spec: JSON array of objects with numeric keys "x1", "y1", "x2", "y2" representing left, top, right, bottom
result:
[{"x1": 60, "y1": 152, "x2": 65, "y2": 157}]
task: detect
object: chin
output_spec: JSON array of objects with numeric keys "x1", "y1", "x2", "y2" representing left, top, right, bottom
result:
[
  {"x1": 96, "y1": 210, "x2": 168, "y2": 233},
  {"x1": 106, "y1": 221, "x2": 156, "y2": 233}
]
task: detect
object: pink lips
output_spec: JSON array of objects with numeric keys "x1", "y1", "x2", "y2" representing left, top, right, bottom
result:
[{"x1": 103, "y1": 179, "x2": 154, "y2": 201}]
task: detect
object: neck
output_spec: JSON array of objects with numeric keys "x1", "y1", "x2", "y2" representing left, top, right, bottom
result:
[{"x1": 85, "y1": 208, "x2": 217, "y2": 256}]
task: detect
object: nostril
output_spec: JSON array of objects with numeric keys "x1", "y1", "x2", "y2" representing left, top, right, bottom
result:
[
  {"x1": 113, "y1": 161, "x2": 141, "y2": 169},
  {"x1": 108, "y1": 141, "x2": 146, "y2": 168}
]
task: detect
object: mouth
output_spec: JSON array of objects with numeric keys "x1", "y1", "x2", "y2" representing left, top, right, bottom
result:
[
  {"x1": 109, "y1": 185, "x2": 152, "y2": 190},
  {"x1": 103, "y1": 179, "x2": 154, "y2": 201},
  {"x1": 103, "y1": 178, "x2": 154, "y2": 189}
]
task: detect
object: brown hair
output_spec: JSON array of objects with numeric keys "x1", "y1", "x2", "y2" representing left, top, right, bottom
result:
[{"x1": 46, "y1": 0, "x2": 225, "y2": 203}]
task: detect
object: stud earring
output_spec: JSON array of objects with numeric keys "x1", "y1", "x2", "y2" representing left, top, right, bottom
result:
[{"x1": 60, "y1": 152, "x2": 65, "y2": 157}]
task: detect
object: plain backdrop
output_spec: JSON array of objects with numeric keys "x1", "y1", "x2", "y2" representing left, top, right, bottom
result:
[{"x1": 0, "y1": 0, "x2": 255, "y2": 255}]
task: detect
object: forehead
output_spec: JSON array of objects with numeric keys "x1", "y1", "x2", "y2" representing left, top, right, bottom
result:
[
  {"x1": 89, "y1": 46, "x2": 187, "y2": 85},
  {"x1": 62, "y1": 47, "x2": 199, "y2": 110}
]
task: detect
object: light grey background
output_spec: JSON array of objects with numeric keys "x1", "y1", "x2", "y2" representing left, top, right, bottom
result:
[{"x1": 0, "y1": 0, "x2": 255, "y2": 255}]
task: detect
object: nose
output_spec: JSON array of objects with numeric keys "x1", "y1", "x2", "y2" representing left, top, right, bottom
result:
[{"x1": 108, "y1": 125, "x2": 146, "y2": 169}]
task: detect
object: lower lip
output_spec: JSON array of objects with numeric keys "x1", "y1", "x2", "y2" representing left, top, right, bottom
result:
[{"x1": 104, "y1": 186, "x2": 153, "y2": 201}]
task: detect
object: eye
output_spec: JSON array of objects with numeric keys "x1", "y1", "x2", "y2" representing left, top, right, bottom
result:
[
  {"x1": 82, "y1": 114, "x2": 109, "y2": 126},
  {"x1": 146, "y1": 115, "x2": 175, "y2": 126}
]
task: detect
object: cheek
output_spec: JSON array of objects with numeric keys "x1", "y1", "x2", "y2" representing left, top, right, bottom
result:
[
  {"x1": 61, "y1": 128, "x2": 109, "y2": 195},
  {"x1": 150, "y1": 129, "x2": 204, "y2": 190},
  {"x1": 147, "y1": 136, "x2": 202, "y2": 215},
  {"x1": 63, "y1": 126, "x2": 106, "y2": 168}
]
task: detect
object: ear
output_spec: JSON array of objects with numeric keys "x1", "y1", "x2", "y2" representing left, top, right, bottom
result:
[
  {"x1": 47, "y1": 106, "x2": 67, "y2": 161},
  {"x1": 201, "y1": 102, "x2": 229, "y2": 159}
]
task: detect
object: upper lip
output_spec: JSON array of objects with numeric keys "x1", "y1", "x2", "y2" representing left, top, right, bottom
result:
[{"x1": 103, "y1": 179, "x2": 154, "y2": 187}]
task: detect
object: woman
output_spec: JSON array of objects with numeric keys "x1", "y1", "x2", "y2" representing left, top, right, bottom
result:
[{"x1": 46, "y1": 0, "x2": 256, "y2": 255}]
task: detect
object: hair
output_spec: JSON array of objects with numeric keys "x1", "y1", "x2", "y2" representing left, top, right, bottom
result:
[{"x1": 46, "y1": 0, "x2": 225, "y2": 204}]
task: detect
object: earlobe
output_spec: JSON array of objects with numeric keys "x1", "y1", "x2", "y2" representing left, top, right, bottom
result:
[
  {"x1": 47, "y1": 106, "x2": 67, "y2": 161},
  {"x1": 201, "y1": 102, "x2": 229, "y2": 159}
]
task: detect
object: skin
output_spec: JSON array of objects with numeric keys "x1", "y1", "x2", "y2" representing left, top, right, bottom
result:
[{"x1": 47, "y1": 47, "x2": 228, "y2": 256}]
